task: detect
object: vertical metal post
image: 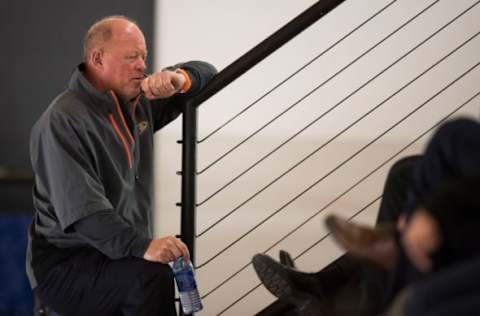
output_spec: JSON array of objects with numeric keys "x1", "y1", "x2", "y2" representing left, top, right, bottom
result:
[
  {"x1": 181, "y1": 100, "x2": 197, "y2": 261},
  {"x1": 179, "y1": 100, "x2": 197, "y2": 315}
]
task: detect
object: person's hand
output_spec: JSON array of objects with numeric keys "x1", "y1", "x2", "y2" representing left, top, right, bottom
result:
[
  {"x1": 141, "y1": 70, "x2": 186, "y2": 99},
  {"x1": 401, "y1": 209, "x2": 441, "y2": 273},
  {"x1": 143, "y1": 236, "x2": 190, "y2": 264}
]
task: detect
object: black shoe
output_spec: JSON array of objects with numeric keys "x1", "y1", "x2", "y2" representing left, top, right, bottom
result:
[
  {"x1": 279, "y1": 250, "x2": 296, "y2": 268},
  {"x1": 252, "y1": 254, "x2": 327, "y2": 316}
]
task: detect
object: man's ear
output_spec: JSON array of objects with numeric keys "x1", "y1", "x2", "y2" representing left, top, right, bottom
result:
[{"x1": 90, "y1": 49, "x2": 104, "y2": 69}]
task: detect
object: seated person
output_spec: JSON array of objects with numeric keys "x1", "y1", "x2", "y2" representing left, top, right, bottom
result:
[
  {"x1": 253, "y1": 117, "x2": 480, "y2": 316},
  {"x1": 28, "y1": 16, "x2": 216, "y2": 316}
]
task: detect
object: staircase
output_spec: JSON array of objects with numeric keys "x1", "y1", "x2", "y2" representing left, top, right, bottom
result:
[{"x1": 155, "y1": 0, "x2": 480, "y2": 314}]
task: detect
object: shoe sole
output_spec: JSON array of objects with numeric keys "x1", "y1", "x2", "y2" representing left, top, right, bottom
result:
[
  {"x1": 253, "y1": 255, "x2": 294, "y2": 298},
  {"x1": 252, "y1": 254, "x2": 318, "y2": 312}
]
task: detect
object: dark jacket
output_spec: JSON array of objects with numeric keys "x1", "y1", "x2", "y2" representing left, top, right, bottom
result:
[{"x1": 27, "y1": 61, "x2": 216, "y2": 288}]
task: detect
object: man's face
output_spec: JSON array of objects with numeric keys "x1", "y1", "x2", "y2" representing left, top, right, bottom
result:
[{"x1": 101, "y1": 23, "x2": 147, "y2": 101}]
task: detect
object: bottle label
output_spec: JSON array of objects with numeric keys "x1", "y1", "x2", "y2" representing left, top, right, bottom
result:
[{"x1": 175, "y1": 269, "x2": 198, "y2": 292}]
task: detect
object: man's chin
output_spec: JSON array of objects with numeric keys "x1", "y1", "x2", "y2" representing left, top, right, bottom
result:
[{"x1": 118, "y1": 88, "x2": 141, "y2": 103}]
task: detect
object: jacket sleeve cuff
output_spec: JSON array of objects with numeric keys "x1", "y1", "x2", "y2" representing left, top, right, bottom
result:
[
  {"x1": 130, "y1": 235, "x2": 152, "y2": 258},
  {"x1": 176, "y1": 68, "x2": 192, "y2": 93}
]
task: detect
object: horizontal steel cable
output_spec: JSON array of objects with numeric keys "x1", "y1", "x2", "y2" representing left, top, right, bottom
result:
[
  {"x1": 216, "y1": 196, "x2": 382, "y2": 315},
  {"x1": 214, "y1": 87, "x2": 480, "y2": 313},
  {"x1": 196, "y1": 50, "x2": 480, "y2": 269},
  {"x1": 197, "y1": 0, "x2": 398, "y2": 144},
  {"x1": 198, "y1": 80, "x2": 480, "y2": 303},
  {"x1": 197, "y1": 11, "x2": 480, "y2": 240},
  {"x1": 197, "y1": 0, "x2": 480, "y2": 207},
  {"x1": 197, "y1": 0, "x2": 438, "y2": 175}
]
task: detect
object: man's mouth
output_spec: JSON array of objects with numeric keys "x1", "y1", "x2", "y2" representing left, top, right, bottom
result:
[{"x1": 132, "y1": 74, "x2": 147, "y2": 81}]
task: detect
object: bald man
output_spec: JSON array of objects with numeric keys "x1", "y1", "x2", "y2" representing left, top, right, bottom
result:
[{"x1": 27, "y1": 16, "x2": 216, "y2": 316}]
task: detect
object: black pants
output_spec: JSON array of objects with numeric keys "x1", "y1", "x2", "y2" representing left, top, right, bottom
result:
[
  {"x1": 357, "y1": 154, "x2": 419, "y2": 313},
  {"x1": 257, "y1": 151, "x2": 421, "y2": 316},
  {"x1": 35, "y1": 249, "x2": 176, "y2": 316},
  {"x1": 259, "y1": 118, "x2": 480, "y2": 315},
  {"x1": 405, "y1": 254, "x2": 480, "y2": 316},
  {"x1": 330, "y1": 154, "x2": 420, "y2": 315}
]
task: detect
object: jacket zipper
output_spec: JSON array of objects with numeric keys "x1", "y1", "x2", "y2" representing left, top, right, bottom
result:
[
  {"x1": 108, "y1": 91, "x2": 136, "y2": 169},
  {"x1": 109, "y1": 114, "x2": 133, "y2": 169},
  {"x1": 110, "y1": 91, "x2": 135, "y2": 144}
]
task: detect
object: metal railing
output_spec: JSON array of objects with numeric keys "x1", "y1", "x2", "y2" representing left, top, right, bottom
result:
[
  {"x1": 178, "y1": 0, "x2": 348, "y2": 272},
  {"x1": 174, "y1": 0, "x2": 480, "y2": 314}
]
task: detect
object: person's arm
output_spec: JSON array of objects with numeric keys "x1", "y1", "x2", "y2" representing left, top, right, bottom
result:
[
  {"x1": 167, "y1": 60, "x2": 217, "y2": 96},
  {"x1": 73, "y1": 210, "x2": 190, "y2": 262},
  {"x1": 73, "y1": 210, "x2": 150, "y2": 259},
  {"x1": 141, "y1": 61, "x2": 217, "y2": 130}
]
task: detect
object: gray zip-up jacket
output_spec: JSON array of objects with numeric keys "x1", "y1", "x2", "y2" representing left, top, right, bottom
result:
[{"x1": 27, "y1": 61, "x2": 216, "y2": 288}]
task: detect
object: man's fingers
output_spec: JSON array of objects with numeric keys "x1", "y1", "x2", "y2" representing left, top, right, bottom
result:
[
  {"x1": 166, "y1": 238, "x2": 183, "y2": 259},
  {"x1": 141, "y1": 77, "x2": 158, "y2": 99},
  {"x1": 175, "y1": 239, "x2": 190, "y2": 261},
  {"x1": 143, "y1": 236, "x2": 191, "y2": 264},
  {"x1": 141, "y1": 71, "x2": 179, "y2": 100},
  {"x1": 148, "y1": 75, "x2": 158, "y2": 95},
  {"x1": 161, "y1": 79, "x2": 176, "y2": 95},
  {"x1": 167, "y1": 237, "x2": 190, "y2": 261},
  {"x1": 171, "y1": 73, "x2": 185, "y2": 91},
  {"x1": 141, "y1": 77, "x2": 149, "y2": 94}
]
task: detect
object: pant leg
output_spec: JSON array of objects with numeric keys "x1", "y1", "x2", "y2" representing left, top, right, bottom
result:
[
  {"x1": 358, "y1": 155, "x2": 420, "y2": 312},
  {"x1": 316, "y1": 156, "x2": 420, "y2": 314},
  {"x1": 121, "y1": 259, "x2": 176, "y2": 316},
  {"x1": 405, "y1": 255, "x2": 480, "y2": 316},
  {"x1": 376, "y1": 155, "x2": 420, "y2": 225},
  {"x1": 35, "y1": 249, "x2": 175, "y2": 316}
]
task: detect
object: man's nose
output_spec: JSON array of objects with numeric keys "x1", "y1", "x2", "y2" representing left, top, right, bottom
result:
[{"x1": 135, "y1": 58, "x2": 147, "y2": 72}]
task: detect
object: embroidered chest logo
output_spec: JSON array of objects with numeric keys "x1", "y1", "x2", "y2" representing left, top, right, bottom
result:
[{"x1": 138, "y1": 121, "x2": 149, "y2": 135}]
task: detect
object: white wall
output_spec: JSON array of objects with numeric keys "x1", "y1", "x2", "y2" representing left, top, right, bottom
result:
[{"x1": 154, "y1": 0, "x2": 480, "y2": 315}]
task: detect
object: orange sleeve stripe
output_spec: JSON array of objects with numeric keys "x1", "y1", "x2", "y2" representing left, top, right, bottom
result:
[{"x1": 177, "y1": 68, "x2": 192, "y2": 93}]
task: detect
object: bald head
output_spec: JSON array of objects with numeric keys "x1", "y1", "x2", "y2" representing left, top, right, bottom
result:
[
  {"x1": 82, "y1": 15, "x2": 147, "y2": 101},
  {"x1": 83, "y1": 15, "x2": 140, "y2": 61}
]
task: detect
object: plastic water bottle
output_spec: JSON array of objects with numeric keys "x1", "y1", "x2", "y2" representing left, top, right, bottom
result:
[{"x1": 172, "y1": 256, "x2": 203, "y2": 314}]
